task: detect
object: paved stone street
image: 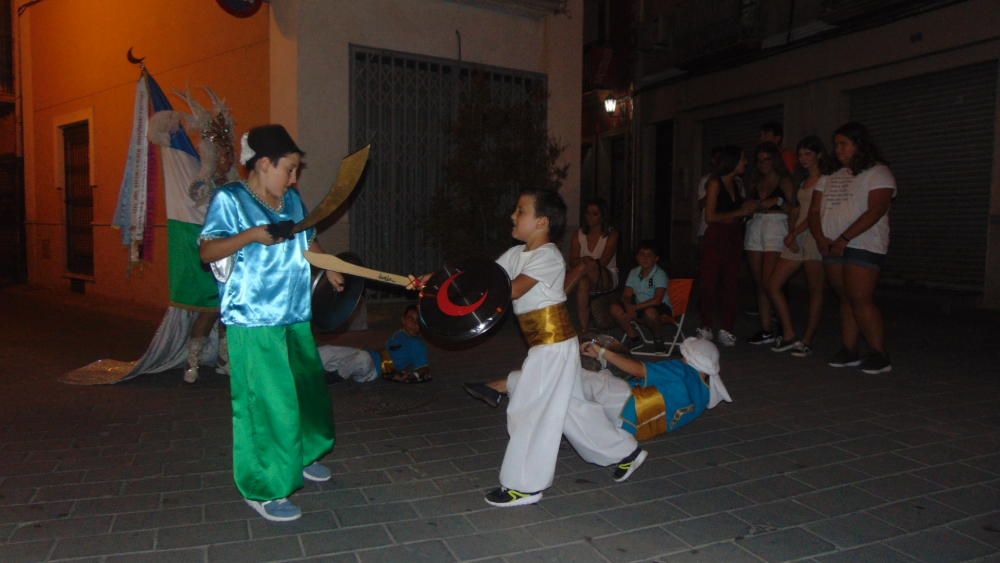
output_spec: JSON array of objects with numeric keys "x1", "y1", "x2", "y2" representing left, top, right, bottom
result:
[{"x1": 1, "y1": 284, "x2": 999, "y2": 562}]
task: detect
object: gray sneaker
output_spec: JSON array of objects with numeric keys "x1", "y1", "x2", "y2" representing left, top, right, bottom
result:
[
  {"x1": 771, "y1": 336, "x2": 801, "y2": 353},
  {"x1": 790, "y1": 342, "x2": 812, "y2": 357}
]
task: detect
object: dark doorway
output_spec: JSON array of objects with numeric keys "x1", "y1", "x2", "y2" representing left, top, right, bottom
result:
[
  {"x1": 63, "y1": 122, "x2": 92, "y2": 277},
  {"x1": 654, "y1": 120, "x2": 673, "y2": 266}
]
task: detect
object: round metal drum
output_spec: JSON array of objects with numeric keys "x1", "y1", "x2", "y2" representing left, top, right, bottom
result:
[
  {"x1": 312, "y1": 252, "x2": 366, "y2": 333},
  {"x1": 418, "y1": 258, "x2": 511, "y2": 341}
]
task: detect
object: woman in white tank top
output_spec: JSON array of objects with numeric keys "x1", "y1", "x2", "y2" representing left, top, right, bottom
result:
[{"x1": 565, "y1": 199, "x2": 619, "y2": 333}]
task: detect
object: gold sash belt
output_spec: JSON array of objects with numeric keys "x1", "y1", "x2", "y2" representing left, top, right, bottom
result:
[
  {"x1": 517, "y1": 303, "x2": 577, "y2": 347},
  {"x1": 624, "y1": 386, "x2": 667, "y2": 441}
]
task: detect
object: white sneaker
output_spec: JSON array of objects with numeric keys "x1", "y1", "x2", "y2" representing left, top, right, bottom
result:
[
  {"x1": 695, "y1": 327, "x2": 714, "y2": 341},
  {"x1": 183, "y1": 366, "x2": 199, "y2": 384},
  {"x1": 716, "y1": 329, "x2": 737, "y2": 347}
]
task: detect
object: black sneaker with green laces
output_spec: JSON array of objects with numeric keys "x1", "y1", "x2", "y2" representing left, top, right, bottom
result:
[
  {"x1": 484, "y1": 487, "x2": 542, "y2": 507},
  {"x1": 612, "y1": 447, "x2": 648, "y2": 482}
]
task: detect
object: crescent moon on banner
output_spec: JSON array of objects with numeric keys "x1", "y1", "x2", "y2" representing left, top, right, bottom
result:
[
  {"x1": 126, "y1": 47, "x2": 145, "y2": 66},
  {"x1": 436, "y1": 272, "x2": 488, "y2": 317}
]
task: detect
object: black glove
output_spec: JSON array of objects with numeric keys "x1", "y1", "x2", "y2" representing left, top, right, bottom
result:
[{"x1": 266, "y1": 220, "x2": 295, "y2": 241}]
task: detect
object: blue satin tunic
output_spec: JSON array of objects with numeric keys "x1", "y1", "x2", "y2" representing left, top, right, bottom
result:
[{"x1": 201, "y1": 182, "x2": 316, "y2": 327}]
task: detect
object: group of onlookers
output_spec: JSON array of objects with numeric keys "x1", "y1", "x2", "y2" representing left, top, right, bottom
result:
[{"x1": 697, "y1": 121, "x2": 896, "y2": 374}]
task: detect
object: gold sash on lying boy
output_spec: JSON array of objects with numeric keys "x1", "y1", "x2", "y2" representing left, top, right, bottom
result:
[{"x1": 517, "y1": 303, "x2": 577, "y2": 347}]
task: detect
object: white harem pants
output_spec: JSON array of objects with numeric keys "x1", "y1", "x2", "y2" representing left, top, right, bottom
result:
[{"x1": 500, "y1": 338, "x2": 638, "y2": 492}]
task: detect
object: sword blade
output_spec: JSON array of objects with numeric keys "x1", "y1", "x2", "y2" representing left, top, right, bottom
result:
[{"x1": 292, "y1": 144, "x2": 372, "y2": 234}]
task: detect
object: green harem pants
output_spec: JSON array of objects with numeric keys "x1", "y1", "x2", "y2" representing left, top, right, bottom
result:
[{"x1": 228, "y1": 322, "x2": 335, "y2": 501}]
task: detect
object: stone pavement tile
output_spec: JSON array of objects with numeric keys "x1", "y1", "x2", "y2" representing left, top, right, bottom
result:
[
  {"x1": 162, "y1": 458, "x2": 229, "y2": 477},
  {"x1": 0, "y1": 522, "x2": 13, "y2": 541},
  {"x1": 433, "y1": 469, "x2": 497, "y2": 495},
  {"x1": 407, "y1": 444, "x2": 477, "y2": 463},
  {"x1": 341, "y1": 452, "x2": 412, "y2": 472},
  {"x1": 200, "y1": 471, "x2": 234, "y2": 489},
  {"x1": 854, "y1": 473, "x2": 945, "y2": 501},
  {"x1": 522, "y1": 513, "x2": 618, "y2": 546},
  {"x1": 413, "y1": 490, "x2": 487, "y2": 518},
  {"x1": 664, "y1": 512, "x2": 752, "y2": 547},
  {"x1": 72, "y1": 494, "x2": 161, "y2": 516},
  {"x1": 123, "y1": 475, "x2": 202, "y2": 495},
  {"x1": 0, "y1": 500, "x2": 74, "y2": 524},
  {"x1": 670, "y1": 447, "x2": 744, "y2": 470},
  {"x1": 160, "y1": 486, "x2": 244, "y2": 508},
  {"x1": 9, "y1": 514, "x2": 112, "y2": 542},
  {"x1": 865, "y1": 497, "x2": 967, "y2": 532},
  {"x1": 947, "y1": 511, "x2": 1000, "y2": 549},
  {"x1": 727, "y1": 454, "x2": 797, "y2": 480},
  {"x1": 733, "y1": 499, "x2": 826, "y2": 529},
  {"x1": 325, "y1": 470, "x2": 393, "y2": 489},
  {"x1": 885, "y1": 428, "x2": 955, "y2": 447},
  {"x1": 658, "y1": 541, "x2": 760, "y2": 562},
  {"x1": 845, "y1": 453, "x2": 927, "y2": 478},
  {"x1": 952, "y1": 435, "x2": 1000, "y2": 457},
  {"x1": 736, "y1": 527, "x2": 834, "y2": 561},
  {"x1": 301, "y1": 524, "x2": 393, "y2": 556},
  {"x1": 50, "y1": 530, "x2": 155, "y2": 559},
  {"x1": 539, "y1": 490, "x2": 623, "y2": 518},
  {"x1": 357, "y1": 539, "x2": 455, "y2": 563},
  {"x1": 599, "y1": 499, "x2": 687, "y2": 530},
  {"x1": 790, "y1": 463, "x2": 873, "y2": 489},
  {"x1": 591, "y1": 527, "x2": 686, "y2": 562},
  {"x1": 207, "y1": 536, "x2": 303, "y2": 562},
  {"x1": 361, "y1": 480, "x2": 441, "y2": 503},
  {"x1": 335, "y1": 502, "x2": 417, "y2": 527},
  {"x1": 666, "y1": 488, "x2": 754, "y2": 517},
  {"x1": 778, "y1": 429, "x2": 846, "y2": 449},
  {"x1": 804, "y1": 512, "x2": 907, "y2": 548},
  {"x1": 913, "y1": 463, "x2": 998, "y2": 488},
  {"x1": 730, "y1": 475, "x2": 814, "y2": 503},
  {"x1": 384, "y1": 461, "x2": 460, "y2": 484},
  {"x1": 550, "y1": 469, "x2": 614, "y2": 495},
  {"x1": 930, "y1": 484, "x2": 1000, "y2": 515},
  {"x1": 725, "y1": 422, "x2": 788, "y2": 441},
  {"x1": 868, "y1": 413, "x2": 931, "y2": 432},
  {"x1": 834, "y1": 435, "x2": 907, "y2": 456},
  {"x1": 105, "y1": 547, "x2": 207, "y2": 563},
  {"x1": 668, "y1": 467, "x2": 745, "y2": 492},
  {"x1": 725, "y1": 437, "x2": 795, "y2": 459},
  {"x1": 887, "y1": 526, "x2": 997, "y2": 562},
  {"x1": 965, "y1": 453, "x2": 1000, "y2": 475},
  {"x1": 323, "y1": 444, "x2": 373, "y2": 463},
  {"x1": 797, "y1": 485, "x2": 886, "y2": 516},
  {"x1": 156, "y1": 520, "x2": 248, "y2": 549},
  {"x1": 112, "y1": 506, "x2": 204, "y2": 532},
  {"x1": 295, "y1": 489, "x2": 369, "y2": 511},
  {"x1": 84, "y1": 463, "x2": 165, "y2": 483},
  {"x1": 0, "y1": 490, "x2": 39, "y2": 506},
  {"x1": 56, "y1": 455, "x2": 135, "y2": 473},
  {"x1": 505, "y1": 542, "x2": 608, "y2": 563},
  {"x1": 897, "y1": 444, "x2": 979, "y2": 465},
  {"x1": 467, "y1": 438, "x2": 508, "y2": 455},
  {"x1": 203, "y1": 500, "x2": 254, "y2": 523},
  {"x1": 386, "y1": 515, "x2": 475, "y2": 543},
  {"x1": 0, "y1": 461, "x2": 57, "y2": 477},
  {"x1": 249, "y1": 510, "x2": 338, "y2": 539},
  {"x1": 0, "y1": 539, "x2": 53, "y2": 561},
  {"x1": 464, "y1": 504, "x2": 550, "y2": 531},
  {"x1": 0, "y1": 470, "x2": 86, "y2": 491},
  {"x1": 450, "y1": 452, "x2": 504, "y2": 473},
  {"x1": 33, "y1": 481, "x2": 121, "y2": 502},
  {"x1": 813, "y1": 543, "x2": 919, "y2": 562},
  {"x1": 784, "y1": 445, "x2": 857, "y2": 470},
  {"x1": 664, "y1": 430, "x2": 741, "y2": 453},
  {"x1": 445, "y1": 527, "x2": 542, "y2": 560}
]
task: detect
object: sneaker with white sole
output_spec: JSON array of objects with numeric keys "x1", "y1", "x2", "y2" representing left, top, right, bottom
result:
[
  {"x1": 695, "y1": 327, "x2": 714, "y2": 341},
  {"x1": 790, "y1": 342, "x2": 812, "y2": 357},
  {"x1": 828, "y1": 347, "x2": 862, "y2": 368},
  {"x1": 244, "y1": 497, "x2": 302, "y2": 522},
  {"x1": 747, "y1": 330, "x2": 776, "y2": 345},
  {"x1": 771, "y1": 336, "x2": 801, "y2": 353},
  {"x1": 303, "y1": 462, "x2": 331, "y2": 482},
  {"x1": 716, "y1": 329, "x2": 737, "y2": 347},
  {"x1": 484, "y1": 486, "x2": 542, "y2": 507},
  {"x1": 612, "y1": 448, "x2": 648, "y2": 482},
  {"x1": 183, "y1": 366, "x2": 199, "y2": 384},
  {"x1": 860, "y1": 352, "x2": 892, "y2": 374},
  {"x1": 464, "y1": 382, "x2": 506, "y2": 408}
]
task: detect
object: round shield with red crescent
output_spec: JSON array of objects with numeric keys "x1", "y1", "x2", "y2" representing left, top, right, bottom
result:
[
  {"x1": 216, "y1": 0, "x2": 263, "y2": 18},
  {"x1": 418, "y1": 258, "x2": 511, "y2": 341}
]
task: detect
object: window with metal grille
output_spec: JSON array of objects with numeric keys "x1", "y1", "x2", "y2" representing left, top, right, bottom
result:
[{"x1": 349, "y1": 45, "x2": 546, "y2": 298}]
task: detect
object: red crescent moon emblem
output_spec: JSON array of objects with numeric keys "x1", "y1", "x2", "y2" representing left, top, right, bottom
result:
[{"x1": 436, "y1": 271, "x2": 488, "y2": 317}]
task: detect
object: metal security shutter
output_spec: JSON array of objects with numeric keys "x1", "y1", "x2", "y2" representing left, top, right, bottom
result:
[
  {"x1": 349, "y1": 46, "x2": 545, "y2": 297},
  {"x1": 701, "y1": 105, "x2": 784, "y2": 168},
  {"x1": 849, "y1": 61, "x2": 998, "y2": 290}
]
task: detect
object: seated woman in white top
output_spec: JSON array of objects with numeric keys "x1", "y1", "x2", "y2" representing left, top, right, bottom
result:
[{"x1": 565, "y1": 199, "x2": 619, "y2": 333}]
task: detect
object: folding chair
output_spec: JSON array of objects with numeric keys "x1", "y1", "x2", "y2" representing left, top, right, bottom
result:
[{"x1": 629, "y1": 278, "x2": 694, "y2": 358}]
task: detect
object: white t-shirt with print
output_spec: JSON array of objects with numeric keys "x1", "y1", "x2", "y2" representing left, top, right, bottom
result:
[
  {"x1": 815, "y1": 164, "x2": 896, "y2": 255},
  {"x1": 495, "y1": 243, "x2": 567, "y2": 315}
]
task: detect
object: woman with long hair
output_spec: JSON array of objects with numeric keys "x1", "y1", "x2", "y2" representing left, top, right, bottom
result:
[
  {"x1": 767, "y1": 136, "x2": 829, "y2": 357},
  {"x1": 697, "y1": 146, "x2": 758, "y2": 346},
  {"x1": 745, "y1": 142, "x2": 796, "y2": 346},
  {"x1": 808, "y1": 122, "x2": 896, "y2": 374},
  {"x1": 565, "y1": 198, "x2": 619, "y2": 333}
]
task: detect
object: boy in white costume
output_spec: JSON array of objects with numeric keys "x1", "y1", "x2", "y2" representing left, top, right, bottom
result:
[{"x1": 486, "y1": 189, "x2": 645, "y2": 508}]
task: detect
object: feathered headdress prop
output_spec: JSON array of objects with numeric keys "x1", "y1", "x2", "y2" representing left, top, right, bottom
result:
[{"x1": 175, "y1": 88, "x2": 239, "y2": 204}]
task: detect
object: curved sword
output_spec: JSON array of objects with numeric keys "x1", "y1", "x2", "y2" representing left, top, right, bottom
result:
[{"x1": 292, "y1": 144, "x2": 372, "y2": 234}]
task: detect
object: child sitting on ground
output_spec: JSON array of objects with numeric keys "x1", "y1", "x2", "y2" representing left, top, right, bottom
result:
[
  {"x1": 610, "y1": 240, "x2": 673, "y2": 350},
  {"x1": 371, "y1": 305, "x2": 430, "y2": 383}
]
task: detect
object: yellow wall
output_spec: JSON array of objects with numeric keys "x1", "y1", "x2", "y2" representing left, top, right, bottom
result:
[{"x1": 22, "y1": 0, "x2": 269, "y2": 307}]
